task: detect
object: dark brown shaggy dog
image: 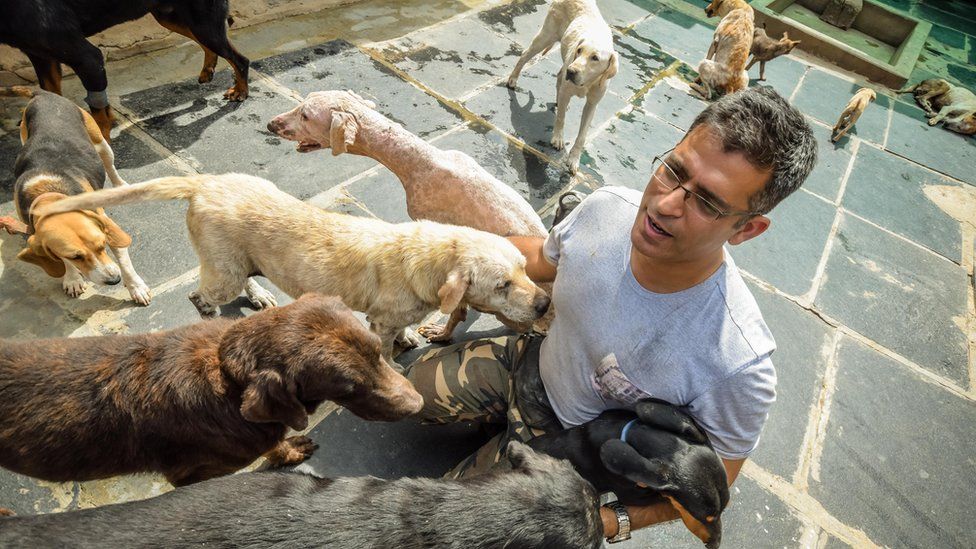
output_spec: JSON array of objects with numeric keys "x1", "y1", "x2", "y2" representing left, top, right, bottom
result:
[{"x1": 0, "y1": 293, "x2": 423, "y2": 486}]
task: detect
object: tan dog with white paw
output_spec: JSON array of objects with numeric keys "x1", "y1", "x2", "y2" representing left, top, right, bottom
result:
[
  {"x1": 831, "y1": 87, "x2": 876, "y2": 142},
  {"x1": 693, "y1": 0, "x2": 753, "y2": 100},
  {"x1": 507, "y1": 0, "x2": 619, "y2": 173},
  {"x1": 0, "y1": 87, "x2": 151, "y2": 304}
]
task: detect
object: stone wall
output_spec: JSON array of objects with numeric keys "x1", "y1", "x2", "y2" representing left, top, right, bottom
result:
[{"x1": 0, "y1": 0, "x2": 360, "y2": 85}]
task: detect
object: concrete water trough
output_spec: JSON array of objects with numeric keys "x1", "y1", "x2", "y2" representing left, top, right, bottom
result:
[{"x1": 752, "y1": 0, "x2": 931, "y2": 88}]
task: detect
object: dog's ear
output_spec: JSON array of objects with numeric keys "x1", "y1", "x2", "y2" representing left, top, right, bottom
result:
[
  {"x1": 241, "y1": 368, "x2": 309, "y2": 431},
  {"x1": 600, "y1": 52, "x2": 619, "y2": 84},
  {"x1": 506, "y1": 441, "x2": 547, "y2": 472},
  {"x1": 635, "y1": 400, "x2": 708, "y2": 444},
  {"x1": 18, "y1": 236, "x2": 66, "y2": 277},
  {"x1": 90, "y1": 210, "x2": 132, "y2": 248},
  {"x1": 599, "y1": 439, "x2": 678, "y2": 491},
  {"x1": 437, "y1": 268, "x2": 469, "y2": 314},
  {"x1": 329, "y1": 110, "x2": 359, "y2": 157}
]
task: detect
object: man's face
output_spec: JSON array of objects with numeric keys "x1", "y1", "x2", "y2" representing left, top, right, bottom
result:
[{"x1": 630, "y1": 125, "x2": 772, "y2": 266}]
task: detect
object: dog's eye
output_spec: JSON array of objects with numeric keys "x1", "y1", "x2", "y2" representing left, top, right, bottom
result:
[
  {"x1": 591, "y1": 54, "x2": 599, "y2": 61},
  {"x1": 69, "y1": 253, "x2": 83, "y2": 260},
  {"x1": 497, "y1": 280, "x2": 511, "y2": 292},
  {"x1": 301, "y1": 112, "x2": 309, "y2": 121},
  {"x1": 577, "y1": 46, "x2": 583, "y2": 54}
]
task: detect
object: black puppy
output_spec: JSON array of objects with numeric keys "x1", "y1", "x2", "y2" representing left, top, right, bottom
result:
[
  {"x1": 529, "y1": 399, "x2": 729, "y2": 548},
  {"x1": 0, "y1": 0, "x2": 250, "y2": 140},
  {"x1": 0, "y1": 442, "x2": 603, "y2": 549}
]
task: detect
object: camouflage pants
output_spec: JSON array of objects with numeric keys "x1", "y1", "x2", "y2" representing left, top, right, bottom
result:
[{"x1": 405, "y1": 334, "x2": 561, "y2": 479}]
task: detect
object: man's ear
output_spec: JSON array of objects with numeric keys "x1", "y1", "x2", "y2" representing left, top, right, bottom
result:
[
  {"x1": 329, "y1": 111, "x2": 359, "y2": 156},
  {"x1": 437, "y1": 268, "x2": 469, "y2": 314},
  {"x1": 600, "y1": 52, "x2": 619, "y2": 84},
  {"x1": 728, "y1": 215, "x2": 769, "y2": 245},
  {"x1": 91, "y1": 210, "x2": 132, "y2": 248},
  {"x1": 240, "y1": 369, "x2": 309, "y2": 432},
  {"x1": 18, "y1": 236, "x2": 66, "y2": 277},
  {"x1": 599, "y1": 439, "x2": 678, "y2": 491}
]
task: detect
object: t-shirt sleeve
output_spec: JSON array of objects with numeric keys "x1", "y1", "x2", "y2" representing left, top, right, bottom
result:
[
  {"x1": 685, "y1": 356, "x2": 777, "y2": 460},
  {"x1": 542, "y1": 194, "x2": 588, "y2": 267}
]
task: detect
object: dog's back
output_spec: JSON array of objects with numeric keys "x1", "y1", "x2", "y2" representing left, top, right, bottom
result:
[{"x1": 0, "y1": 444, "x2": 603, "y2": 549}]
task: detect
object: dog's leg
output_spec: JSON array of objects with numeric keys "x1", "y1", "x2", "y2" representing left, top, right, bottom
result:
[
  {"x1": 371, "y1": 322, "x2": 405, "y2": 367},
  {"x1": 927, "y1": 105, "x2": 967, "y2": 126},
  {"x1": 185, "y1": 16, "x2": 250, "y2": 101},
  {"x1": 705, "y1": 38, "x2": 718, "y2": 61},
  {"x1": 417, "y1": 306, "x2": 467, "y2": 343},
  {"x1": 745, "y1": 56, "x2": 757, "y2": 71},
  {"x1": 26, "y1": 54, "x2": 63, "y2": 95},
  {"x1": 62, "y1": 261, "x2": 88, "y2": 298},
  {"x1": 56, "y1": 38, "x2": 113, "y2": 141},
  {"x1": 244, "y1": 277, "x2": 277, "y2": 310},
  {"x1": 758, "y1": 60, "x2": 767, "y2": 81},
  {"x1": 507, "y1": 21, "x2": 558, "y2": 88},
  {"x1": 82, "y1": 110, "x2": 128, "y2": 187},
  {"x1": 110, "y1": 246, "x2": 152, "y2": 305},
  {"x1": 396, "y1": 327, "x2": 424, "y2": 350},
  {"x1": 550, "y1": 78, "x2": 574, "y2": 150},
  {"x1": 189, "y1": 261, "x2": 247, "y2": 318},
  {"x1": 564, "y1": 86, "x2": 605, "y2": 173},
  {"x1": 264, "y1": 436, "x2": 319, "y2": 467},
  {"x1": 151, "y1": 14, "x2": 219, "y2": 84}
]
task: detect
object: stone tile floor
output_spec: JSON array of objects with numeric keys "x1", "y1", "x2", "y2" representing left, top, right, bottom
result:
[{"x1": 0, "y1": 0, "x2": 974, "y2": 547}]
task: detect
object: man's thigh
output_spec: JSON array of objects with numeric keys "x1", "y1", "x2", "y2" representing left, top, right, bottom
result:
[{"x1": 405, "y1": 335, "x2": 522, "y2": 424}]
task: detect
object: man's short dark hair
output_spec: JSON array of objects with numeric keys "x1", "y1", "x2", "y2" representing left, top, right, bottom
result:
[{"x1": 687, "y1": 86, "x2": 817, "y2": 216}]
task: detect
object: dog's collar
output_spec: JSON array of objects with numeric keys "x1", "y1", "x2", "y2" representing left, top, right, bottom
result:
[{"x1": 620, "y1": 419, "x2": 639, "y2": 444}]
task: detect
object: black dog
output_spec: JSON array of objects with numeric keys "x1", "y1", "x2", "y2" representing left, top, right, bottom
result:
[
  {"x1": 0, "y1": 0, "x2": 250, "y2": 140},
  {"x1": 529, "y1": 399, "x2": 729, "y2": 548},
  {"x1": 0, "y1": 442, "x2": 603, "y2": 549}
]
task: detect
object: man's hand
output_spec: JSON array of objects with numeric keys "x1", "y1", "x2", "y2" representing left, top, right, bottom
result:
[
  {"x1": 601, "y1": 458, "x2": 744, "y2": 537},
  {"x1": 507, "y1": 236, "x2": 556, "y2": 283}
]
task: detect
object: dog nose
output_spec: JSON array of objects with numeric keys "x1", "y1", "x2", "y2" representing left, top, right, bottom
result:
[
  {"x1": 266, "y1": 120, "x2": 279, "y2": 133},
  {"x1": 566, "y1": 69, "x2": 578, "y2": 81},
  {"x1": 534, "y1": 295, "x2": 551, "y2": 316},
  {"x1": 106, "y1": 275, "x2": 121, "y2": 286}
]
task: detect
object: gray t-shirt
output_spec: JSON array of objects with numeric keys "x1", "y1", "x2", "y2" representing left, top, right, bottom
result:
[{"x1": 540, "y1": 187, "x2": 777, "y2": 459}]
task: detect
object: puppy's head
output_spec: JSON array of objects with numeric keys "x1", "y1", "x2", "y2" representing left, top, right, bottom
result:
[
  {"x1": 267, "y1": 90, "x2": 377, "y2": 156},
  {"x1": 565, "y1": 39, "x2": 618, "y2": 88},
  {"x1": 704, "y1": 0, "x2": 735, "y2": 17},
  {"x1": 437, "y1": 231, "x2": 549, "y2": 325},
  {"x1": 19, "y1": 195, "x2": 127, "y2": 284},
  {"x1": 598, "y1": 402, "x2": 729, "y2": 548},
  {"x1": 778, "y1": 32, "x2": 801, "y2": 53},
  {"x1": 220, "y1": 294, "x2": 423, "y2": 430}
]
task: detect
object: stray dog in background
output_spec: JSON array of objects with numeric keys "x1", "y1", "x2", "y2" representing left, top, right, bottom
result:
[
  {"x1": 693, "y1": 0, "x2": 754, "y2": 100},
  {"x1": 529, "y1": 399, "x2": 730, "y2": 549},
  {"x1": 0, "y1": 294, "x2": 423, "y2": 487},
  {"x1": 746, "y1": 26, "x2": 801, "y2": 81},
  {"x1": 506, "y1": 0, "x2": 619, "y2": 173},
  {"x1": 0, "y1": 87, "x2": 151, "y2": 304},
  {"x1": 831, "y1": 87, "x2": 876, "y2": 142},
  {"x1": 39, "y1": 174, "x2": 551, "y2": 362},
  {"x1": 898, "y1": 78, "x2": 976, "y2": 136},
  {"x1": 268, "y1": 90, "x2": 552, "y2": 341},
  {"x1": 0, "y1": 0, "x2": 250, "y2": 140},
  {"x1": 0, "y1": 442, "x2": 603, "y2": 549}
]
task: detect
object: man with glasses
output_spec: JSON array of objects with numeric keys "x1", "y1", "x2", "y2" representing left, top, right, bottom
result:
[{"x1": 405, "y1": 86, "x2": 817, "y2": 542}]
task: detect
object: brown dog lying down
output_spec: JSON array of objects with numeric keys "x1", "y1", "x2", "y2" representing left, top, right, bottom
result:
[
  {"x1": 0, "y1": 443, "x2": 603, "y2": 549},
  {"x1": 831, "y1": 87, "x2": 876, "y2": 142},
  {"x1": 39, "y1": 174, "x2": 551, "y2": 362},
  {"x1": 0, "y1": 294, "x2": 423, "y2": 486},
  {"x1": 267, "y1": 90, "x2": 552, "y2": 340}
]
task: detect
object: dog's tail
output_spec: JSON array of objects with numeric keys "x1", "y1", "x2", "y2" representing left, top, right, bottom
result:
[
  {"x1": 0, "y1": 86, "x2": 35, "y2": 99},
  {"x1": 896, "y1": 82, "x2": 919, "y2": 94},
  {"x1": 36, "y1": 175, "x2": 205, "y2": 217}
]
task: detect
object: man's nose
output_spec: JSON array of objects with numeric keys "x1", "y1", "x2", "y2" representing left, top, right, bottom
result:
[{"x1": 656, "y1": 185, "x2": 688, "y2": 217}]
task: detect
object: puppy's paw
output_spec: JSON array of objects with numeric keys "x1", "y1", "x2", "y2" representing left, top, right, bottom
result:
[
  {"x1": 188, "y1": 292, "x2": 219, "y2": 318},
  {"x1": 246, "y1": 285, "x2": 277, "y2": 310},
  {"x1": 564, "y1": 151, "x2": 582, "y2": 174},
  {"x1": 267, "y1": 436, "x2": 319, "y2": 467},
  {"x1": 506, "y1": 75, "x2": 519, "y2": 89},
  {"x1": 417, "y1": 322, "x2": 454, "y2": 343},
  {"x1": 395, "y1": 328, "x2": 423, "y2": 349},
  {"x1": 550, "y1": 134, "x2": 566, "y2": 150},
  {"x1": 928, "y1": 118, "x2": 940, "y2": 126},
  {"x1": 62, "y1": 277, "x2": 87, "y2": 298},
  {"x1": 127, "y1": 281, "x2": 152, "y2": 306},
  {"x1": 198, "y1": 67, "x2": 215, "y2": 84},
  {"x1": 224, "y1": 86, "x2": 248, "y2": 102}
]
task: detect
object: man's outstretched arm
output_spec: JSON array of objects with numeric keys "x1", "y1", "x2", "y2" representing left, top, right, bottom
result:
[
  {"x1": 508, "y1": 236, "x2": 556, "y2": 283},
  {"x1": 601, "y1": 458, "x2": 745, "y2": 538}
]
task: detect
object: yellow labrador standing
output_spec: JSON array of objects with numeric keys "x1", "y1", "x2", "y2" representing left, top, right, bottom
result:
[
  {"x1": 38, "y1": 174, "x2": 551, "y2": 364},
  {"x1": 507, "y1": 0, "x2": 618, "y2": 173}
]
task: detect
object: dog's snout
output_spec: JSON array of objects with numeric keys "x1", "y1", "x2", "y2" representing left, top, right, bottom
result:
[
  {"x1": 393, "y1": 388, "x2": 424, "y2": 416},
  {"x1": 267, "y1": 119, "x2": 283, "y2": 134},
  {"x1": 533, "y1": 294, "x2": 551, "y2": 317},
  {"x1": 106, "y1": 275, "x2": 122, "y2": 286},
  {"x1": 566, "y1": 69, "x2": 578, "y2": 82}
]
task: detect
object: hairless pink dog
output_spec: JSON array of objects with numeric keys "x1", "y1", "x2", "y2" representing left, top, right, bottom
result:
[{"x1": 268, "y1": 90, "x2": 551, "y2": 341}]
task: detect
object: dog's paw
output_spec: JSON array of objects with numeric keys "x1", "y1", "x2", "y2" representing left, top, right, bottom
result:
[
  {"x1": 928, "y1": 118, "x2": 940, "y2": 126},
  {"x1": 417, "y1": 322, "x2": 454, "y2": 343},
  {"x1": 246, "y1": 285, "x2": 277, "y2": 310},
  {"x1": 223, "y1": 86, "x2": 248, "y2": 102},
  {"x1": 550, "y1": 134, "x2": 566, "y2": 150},
  {"x1": 267, "y1": 436, "x2": 319, "y2": 467},
  {"x1": 127, "y1": 281, "x2": 152, "y2": 306},
  {"x1": 506, "y1": 75, "x2": 519, "y2": 89},
  {"x1": 188, "y1": 292, "x2": 219, "y2": 318},
  {"x1": 395, "y1": 328, "x2": 424, "y2": 349},
  {"x1": 62, "y1": 277, "x2": 87, "y2": 298},
  {"x1": 198, "y1": 67, "x2": 215, "y2": 84}
]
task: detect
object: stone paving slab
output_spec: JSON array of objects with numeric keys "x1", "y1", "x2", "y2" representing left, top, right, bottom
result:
[
  {"x1": 843, "y1": 143, "x2": 963, "y2": 263},
  {"x1": 809, "y1": 336, "x2": 976, "y2": 549},
  {"x1": 734, "y1": 189, "x2": 836, "y2": 298},
  {"x1": 791, "y1": 69, "x2": 892, "y2": 146},
  {"x1": 580, "y1": 107, "x2": 684, "y2": 190},
  {"x1": 627, "y1": 6, "x2": 715, "y2": 66},
  {"x1": 476, "y1": 0, "x2": 551, "y2": 44},
  {"x1": 885, "y1": 99, "x2": 976, "y2": 188},
  {"x1": 748, "y1": 55, "x2": 810, "y2": 100},
  {"x1": 803, "y1": 122, "x2": 853, "y2": 201},
  {"x1": 636, "y1": 78, "x2": 705, "y2": 132},
  {"x1": 814, "y1": 213, "x2": 969, "y2": 384}
]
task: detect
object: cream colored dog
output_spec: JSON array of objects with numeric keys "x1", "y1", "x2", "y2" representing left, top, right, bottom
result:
[
  {"x1": 506, "y1": 0, "x2": 619, "y2": 173},
  {"x1": 899, "y1": 78, "x2": 976, "y2": 136},
  {"x1": 831, "y1": 87, "x2": 876, "y2": 142},
  {"x1": 38, "y1": 174, "x2": 551, "y2": 363}
]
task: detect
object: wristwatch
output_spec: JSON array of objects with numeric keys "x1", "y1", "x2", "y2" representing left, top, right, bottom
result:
[{"x1": 599, "y1": 491, "x2": 631, "y2": 543}]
